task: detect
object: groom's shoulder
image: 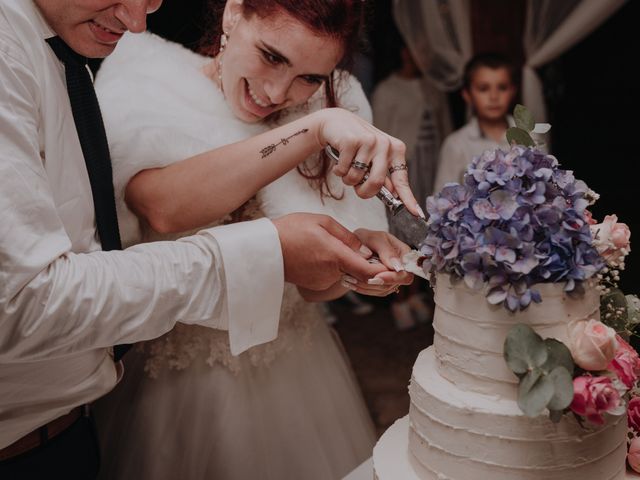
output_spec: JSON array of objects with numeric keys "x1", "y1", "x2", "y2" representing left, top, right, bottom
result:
[{"x1": 0, "y1": 1, "x2": 39, "y2": 67}]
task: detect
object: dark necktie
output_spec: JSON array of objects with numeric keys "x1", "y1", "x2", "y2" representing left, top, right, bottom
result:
[{"x1": 46, "y1": 36, "x2": 130, "y2": 361}]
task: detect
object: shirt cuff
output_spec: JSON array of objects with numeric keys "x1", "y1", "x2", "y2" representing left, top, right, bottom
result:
[{"x1": 212, "y1": 218, "x2": 284, "y2": 355}]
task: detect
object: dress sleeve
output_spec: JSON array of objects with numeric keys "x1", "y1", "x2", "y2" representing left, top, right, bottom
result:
[{"x1": 0, "y1": 39, "x2": 283, "y2": 362}]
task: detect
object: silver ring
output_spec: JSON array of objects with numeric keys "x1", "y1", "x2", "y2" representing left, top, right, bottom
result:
[
  {"x1": 351, "y1": 160, "x2": 369, "y2": 171},
  {"x1": 388, "y1": 164, "x2": 408, "y2": 175},
  {"x1": 325, "y1": 145, "x2": 340, "y2": 163}
]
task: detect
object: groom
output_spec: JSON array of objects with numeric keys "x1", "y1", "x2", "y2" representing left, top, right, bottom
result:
[{"x1": 0, "y1": 1, "x2": 412, "y2": 477}]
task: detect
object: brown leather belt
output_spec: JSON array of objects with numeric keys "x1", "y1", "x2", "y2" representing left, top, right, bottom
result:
[{"x1": 0, "y1": 405, "x2": 86, "y2": 461}]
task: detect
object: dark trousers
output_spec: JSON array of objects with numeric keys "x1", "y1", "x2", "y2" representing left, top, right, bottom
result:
[{"x1": 0, "y1": 415, "x2": 100, "y2": 480}]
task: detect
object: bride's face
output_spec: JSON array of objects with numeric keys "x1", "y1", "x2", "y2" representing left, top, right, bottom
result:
[{"x1": 220, "y1": 5, "x2": 343, "y2": 122}]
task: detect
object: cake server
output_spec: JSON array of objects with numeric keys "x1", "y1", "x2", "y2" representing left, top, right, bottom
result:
[{"x1": 325, "y1": 145, "x2": 429, "y2": 250}]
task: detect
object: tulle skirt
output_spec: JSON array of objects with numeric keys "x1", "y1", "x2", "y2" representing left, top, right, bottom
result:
[{"x1": 94, "y1": 317, "x2": 376, "y2": 480}]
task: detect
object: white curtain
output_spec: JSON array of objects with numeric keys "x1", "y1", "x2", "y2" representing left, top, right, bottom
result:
[
  {"x1": 523, "y1": 0, "x2": 628, "y2": 122},
  {"x1": 393, "y1": 0, "x2": 472, "y2": 92},
  {"x1": 391, "y1": 0, "x2": 472, "y2": 203}
]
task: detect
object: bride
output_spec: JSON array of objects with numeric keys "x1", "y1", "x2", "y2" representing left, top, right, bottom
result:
[{"x1": 93, "y1": 1, "x2": 414, "y2": 478}]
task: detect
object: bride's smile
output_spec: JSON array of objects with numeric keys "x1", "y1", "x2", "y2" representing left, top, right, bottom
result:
[{"x1": 216, "y1": 1, "x2": 343, "y2": 122}]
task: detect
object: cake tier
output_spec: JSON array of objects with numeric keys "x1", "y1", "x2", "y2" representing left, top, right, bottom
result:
[
  {"x1": 407, "y1": 348, "x2": 627, "y2": 480},
  {"x1": 432, "y1": 273, "x2": 600, "y2": 398},
  {"x1": 373, "y1": 415, "x2": 637, "y2": 480},
  {"x1": 373, "y1": 416, "x2": 432, "y2": 480}
]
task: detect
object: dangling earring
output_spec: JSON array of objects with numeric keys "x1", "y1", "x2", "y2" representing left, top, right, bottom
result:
[
  {"x1": 217, "y1": 32, "x2": 228, "y2": 92},
  {"x1": 220, "y1": 32, "x2": 228, "y2": 53}
]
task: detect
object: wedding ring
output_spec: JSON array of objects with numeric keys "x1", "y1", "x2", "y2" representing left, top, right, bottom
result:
[
  {"x1": 388, "y1": 164, "x2": 408, "y2": 175},
  {"x1": 351, "y1": 160, "x2": 370, "y2": 171}
]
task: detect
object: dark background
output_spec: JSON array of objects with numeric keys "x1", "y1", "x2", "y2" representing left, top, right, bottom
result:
[{"x1": 144, "y1": 0, "x2": 638, "y2": 293}]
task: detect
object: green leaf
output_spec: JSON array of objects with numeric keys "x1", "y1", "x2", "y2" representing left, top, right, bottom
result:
[
  {"x1": 546, "y1": 366, "x2": 574, "y2": 411},
  {"x1": 518, "y1": 371, "x2": 554, "y2": 417},
  {"x1": 506, "y1": 127, "x2": 535, "y2": 147},
  {"x1": 542, "y1": 338, "x2": 574, "y2": 376},
  {"x1": 504, "y1": 324, "x2": 548, "y2": 375},
  {"x1": 514, "y1": 104, "x2": 535, "y2": 131},
  {"x1": 519, "y1": 367, "x2": 542, "y2": 393}
]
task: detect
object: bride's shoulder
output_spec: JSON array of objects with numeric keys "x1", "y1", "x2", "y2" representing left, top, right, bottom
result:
[
  {"x1": 335, "y1": 70, "x2": 370, "y2": 113},
  {"x1": 95, "y1": 32, "x2": 227, "y2": 126},
  {"x1": 308, "y1": 70, "x2": 372, "y2": 122},
  {"x1": 96, "y1": 32, "x2": 209, "y2": 95},
  {"x1": 101, "y1": 31, "x2": 203, "y2": 71}
]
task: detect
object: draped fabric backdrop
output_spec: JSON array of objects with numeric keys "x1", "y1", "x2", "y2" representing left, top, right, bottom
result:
[
  {"x1": 523, "y1": 0, "x2": 628, "y2": 122},
  {"x1": 393, "y1": 0, "x2": 627, "y2": 124},
  {"x1": 393, "y1": 0, "x2": 472, "y2": 92},
  {"x1": 391, "y1": 0, "x2": 469, "y2": 204}
]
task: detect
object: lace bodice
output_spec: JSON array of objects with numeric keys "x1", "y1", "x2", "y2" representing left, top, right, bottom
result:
[{"x1": 136, "y1": 199, "x2": 322, "y2": 376}]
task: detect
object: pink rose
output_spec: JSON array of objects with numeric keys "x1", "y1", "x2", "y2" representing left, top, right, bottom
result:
[
  {"x1": 608, "y1": 335, "x2": 640, "y2": 388},
  {"x1": 628, "y1": 397, "x2": 640, "y2": 433},
  {"x1": 584, "y1": 210, "x2": 597, "y2": 225},
  {"x1": 629, "y1": 437, "x2": 640, "y2": 473},
  {"x1": 570, "y1": 375, "x2": 624, "y2": 425},
  {"x1": 569, "y1": 319, "x2": 618, "y2": 371},
  {"x1": 590, "y1": 214, "x2": 631, "y2": 264}
]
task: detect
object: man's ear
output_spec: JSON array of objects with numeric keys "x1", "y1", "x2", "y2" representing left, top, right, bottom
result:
[{"x1": 222, "y1": 0, "x2": 244, "y2": 34}]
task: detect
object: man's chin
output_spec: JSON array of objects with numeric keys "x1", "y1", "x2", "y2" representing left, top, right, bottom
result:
[
  {"x1": 80, "y1": 42, "x2": 118, "y2": 59},
  {"x1": 64, "y1": 32, "x2": 119, "y2": 58}
]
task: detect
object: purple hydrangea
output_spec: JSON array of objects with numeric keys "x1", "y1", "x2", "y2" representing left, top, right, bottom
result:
[{"x1": 421, "y1": 146, "x2": 604, "y2": 311}]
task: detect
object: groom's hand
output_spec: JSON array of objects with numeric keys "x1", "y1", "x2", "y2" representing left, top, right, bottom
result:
[{"x1": 272, "y1": 213, "x2": 387, "y2": 291}]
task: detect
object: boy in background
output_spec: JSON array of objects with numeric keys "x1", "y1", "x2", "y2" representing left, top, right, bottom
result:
[{"x1": 434, "y1": 53, "x2": 517, "y2": 192}]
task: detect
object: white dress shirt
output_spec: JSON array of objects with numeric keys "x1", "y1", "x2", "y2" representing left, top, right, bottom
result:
[
  {"x1": 433, "y1": 116, "x2": 514, "y2": 193},
  {"x1": 0, "y1": 0, "x2": 283, "y2": 449}
]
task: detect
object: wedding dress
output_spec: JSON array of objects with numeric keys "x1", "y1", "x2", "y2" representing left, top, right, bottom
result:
[{"x1": 92, "y1": 32, "x2": 387, "y2": 480}]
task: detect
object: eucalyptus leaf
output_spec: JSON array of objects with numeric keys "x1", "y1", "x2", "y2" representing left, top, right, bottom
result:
[
  {"x1": 514, "y1": 104, "x2": 535, "y2": 131},
  {"x1": 518, "y1": 372, "x2": 554, "y2": 417},
  {"x1": 504, "y1": 324, "x2": 548, "y2": 375},
  {"x1": 542, "y1": 338, "x2": 574, "y2": 376},
  {"x1": 506, "y1": 127, "x2": 535, "y2": 147},
  {"x1": 546, "y1": 366, "x2": 574, "y2": 411},
  {"x1": 519, "y1": 367, "x2": 542, "y2": 393}
]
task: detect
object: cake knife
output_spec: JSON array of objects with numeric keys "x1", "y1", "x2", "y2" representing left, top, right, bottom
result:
[{"x1": 324, "y1": 145, "x2": 429, "y2": 250}]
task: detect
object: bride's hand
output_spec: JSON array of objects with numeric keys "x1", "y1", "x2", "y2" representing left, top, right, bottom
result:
[
  {"x1": 339, "y1": 230, "x2": 414, "y2": 297},
  {"x1": 312, "y1": 108, "x2": 424, "y2": 219}
]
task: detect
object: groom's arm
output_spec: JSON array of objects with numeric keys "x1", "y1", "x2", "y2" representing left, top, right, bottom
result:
[{"x1": 211, "y1": 219, "x2": 283, "y2": 355}]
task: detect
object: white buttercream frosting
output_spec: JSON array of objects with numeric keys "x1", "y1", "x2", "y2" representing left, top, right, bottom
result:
[
  {"x1": 373, "y1": 274, "x2": 628, "y2": 480},
  {"x1": 432, "y1": 273, "x2": 600, "y2": 398},
  {"x1": 408, "y1": 348, "x2": 626, "y2": 480}
]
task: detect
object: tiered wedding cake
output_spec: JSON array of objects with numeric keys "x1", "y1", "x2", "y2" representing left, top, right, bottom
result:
[
  {"x1": 373, "y1": 109, "x2": 636, "y2": 479},
  {"x1": 372, "y1": 274, "x2": 628, "y2": 480}
]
